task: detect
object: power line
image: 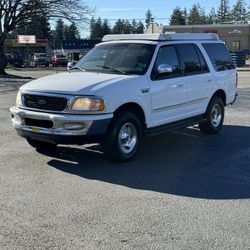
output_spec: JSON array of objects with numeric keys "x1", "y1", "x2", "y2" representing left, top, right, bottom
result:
[{"x1": 93, "y1": 17, "x2": 170, "y2": 21}]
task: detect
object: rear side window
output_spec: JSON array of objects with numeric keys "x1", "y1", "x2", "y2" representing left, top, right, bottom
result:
[
  {"x1": 177, "y1": 44, "x2": 203, "y2": 74},
  {"x1": 202, "y1": 43, "x2": 235, "y2": 71}
]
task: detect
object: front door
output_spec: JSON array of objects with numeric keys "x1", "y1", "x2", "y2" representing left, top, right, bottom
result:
[{"x1": 149, "y1": 45, "x2": 187, "y2": 127}]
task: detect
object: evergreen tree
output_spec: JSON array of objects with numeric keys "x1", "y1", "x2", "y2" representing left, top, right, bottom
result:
[
  {"x1": 64, "y1": 25, "x2": 69, "y2": 40},
  {"x1": 145, "y1": 9, "x2": 154, "y2": 27},
  {"x1": 136, "y1": 21, "x2": 145, "y2": 34},
  {"x1": 123, "y1": 20, "x2": 132, "y2": 34},
  {"x1": 187, "y1": 4, "x2": 205, "y2": 25},
  {"x1": 217, "y1": 0, "x2": 231, "y2": 23},
  {"x1": 112, "y1": 19, "x2": 125, "y2": 34},
  {"x1": 64, "y1": 23, "x2": 80, "y2": 40},
  {"x1": 170, "y1": 7, "x2": 186, "y2": 25},
  {"x1": 231, "y1": 0, "x2": 249, "y2": 23},
  {"x1": 95, "y1": 18, "x2": 104, "y2": 38},
  {"x1": 7, "y1": 30, "x2": 18, "y2": 39},
  {"x1": 17, "y1": 11, "x2": 51, "y2": 39},
  {"x1": 90, "y1": 17, "x2": 103, "y2": 39},
  {"x1": 206, "y1": 7, "x2": 217, "y2": 24},
  {"x1": 131, "y1": 19, "x2": 138, "y2": 34},
  {"x1": 183, "y1": 8, "x2": 188, "y2": 24},
  {"x1": 54, "y1": 19, "x2": 64, "y2": 48},
  {"x1": 102, "y1": 19, "x2": 111, "y2": 36},
  {"x1": 90, "y1": 17, "x2": 96, "y2": 39}
]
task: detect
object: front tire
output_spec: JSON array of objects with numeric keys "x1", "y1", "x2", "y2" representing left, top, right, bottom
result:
[
  {"x1": 199, "y1": 96, "x2": 225, "y2": 134},
  {"x1": 26, "y1": 138, "x2": 57, "y2": 151},
  {"x1": 102, "y1": 112, "x2": 142, "y2": 162}
]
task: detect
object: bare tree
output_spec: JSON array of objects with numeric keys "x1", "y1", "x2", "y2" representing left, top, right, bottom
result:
[{"x1": 0, "y1": 0, "x2": 94, "y2": 75}]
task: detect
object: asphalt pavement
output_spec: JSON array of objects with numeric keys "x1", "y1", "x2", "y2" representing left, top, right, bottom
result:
[{"x1": 0, "y1": 72, "x2": 249, "y2": 249}]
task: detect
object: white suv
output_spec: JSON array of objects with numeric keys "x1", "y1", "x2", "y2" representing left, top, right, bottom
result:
[{"x1": 10, "y1": 33, "x2": 237, "y2": 162}]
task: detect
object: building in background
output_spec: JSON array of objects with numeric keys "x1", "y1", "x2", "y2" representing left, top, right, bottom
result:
[
  {"x1": 62, "y1": 39, "x2": 101, "y2": 61},
  {"x1": 5, "y1": 38, "x2": 51, "y2": 56},
  {"x1": 146, "y1": 23, "x2": 250, "y2": 53}
]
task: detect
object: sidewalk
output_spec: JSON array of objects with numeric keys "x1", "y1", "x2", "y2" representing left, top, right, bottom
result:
[{"x1": 237, "y1": 67, "x2": 250, "y2": 72}]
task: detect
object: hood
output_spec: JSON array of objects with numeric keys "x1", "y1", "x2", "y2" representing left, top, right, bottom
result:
[{"x1": 20, "y1": 71, "x2": 135, "y2": 95}]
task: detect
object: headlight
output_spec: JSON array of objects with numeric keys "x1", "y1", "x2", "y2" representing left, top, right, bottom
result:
[
  {"x1": 16, "y1": 91, "x2": 22, "y2": 107},
  {"x1": 71, "y1": 97, "x2": 105, "y2": 112}
]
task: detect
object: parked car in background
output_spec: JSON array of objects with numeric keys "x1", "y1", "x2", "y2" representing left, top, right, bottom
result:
[
  {"x1": 51, "y1": 54, "x2": 68, "y2": 67},
  {"x1": 33, "y1": 53, "x2": 49, "y2": 67},
  {"x1": 6, "y1": 53, "x2": 24, "y2": 68}
]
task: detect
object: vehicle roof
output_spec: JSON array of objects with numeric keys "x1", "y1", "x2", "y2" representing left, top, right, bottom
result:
[
  {"x1": 102, "y1": 33, "x2": 220, "y2": 42},
  {"x1": 97, "y1": 40, "x2": 158, "y2": 46}
]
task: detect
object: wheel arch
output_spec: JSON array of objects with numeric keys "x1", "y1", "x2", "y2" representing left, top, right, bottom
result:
[
  {"x1": 211, "y1": 89, "x2": 226, "y2": 106},
  {"x1": 113, "y1": 102, "x2": 146, "y2": 129}
]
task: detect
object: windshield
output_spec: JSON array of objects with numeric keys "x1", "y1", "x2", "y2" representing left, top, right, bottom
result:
[{"x1": 75, "y1": 43, "x2": 156, "y2": 75}]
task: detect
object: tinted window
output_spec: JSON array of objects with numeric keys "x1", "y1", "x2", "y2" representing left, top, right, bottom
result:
[
  {"x1": 152, "y1": 45, "x2": 182, "y2": 79},
  {"x1": 195, "y1": 47, "x2": 209, "y2": 72},
  {"x1": 177, "y1": 44, "x2": 202, "y2": 74},
  {"x1": 202, "y1": 43, "x2": 235, "y2": 71}
]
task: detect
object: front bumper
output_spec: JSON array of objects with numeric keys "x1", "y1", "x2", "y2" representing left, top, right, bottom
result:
[{"x1": 10, "y1": 106, "x2": 113, "y2": 144}]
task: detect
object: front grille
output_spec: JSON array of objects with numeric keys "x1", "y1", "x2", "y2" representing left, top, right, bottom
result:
[
  {"x1": 23, "y1": 94, "x2": 68, "y2": 111},
  {"x1": 25, "y1": 118, "x2": 53, "y2": 129}
]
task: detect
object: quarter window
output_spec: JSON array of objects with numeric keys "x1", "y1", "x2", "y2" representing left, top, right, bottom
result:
[{"x1": 202, "y1": 43, "x2": 235, "y2": 71}]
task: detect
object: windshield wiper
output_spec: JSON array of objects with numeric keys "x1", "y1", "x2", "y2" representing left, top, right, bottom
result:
[
  {"x1": 96, "y1": 65, "x2": 126, "y2": 75},
  {"x1": 69, "y1": 66, "x2": 85, "y2": 72}
]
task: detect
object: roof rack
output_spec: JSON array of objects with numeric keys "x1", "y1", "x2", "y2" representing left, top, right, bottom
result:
[{"x1": 102, "y1": 33, "x2": 219, "y2": 42}]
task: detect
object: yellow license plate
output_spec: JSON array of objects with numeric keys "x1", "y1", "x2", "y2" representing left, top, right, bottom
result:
[{"x1": 32, "y1": 127, "x2": 41, "y2": 132}]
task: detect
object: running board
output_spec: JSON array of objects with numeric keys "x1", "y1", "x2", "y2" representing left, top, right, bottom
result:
[{"x1": 145, "y1": 115, "x2": 206, "y2": 137}]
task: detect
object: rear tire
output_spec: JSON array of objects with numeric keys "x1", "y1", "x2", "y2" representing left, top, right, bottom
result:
[
  {"x1": 26, "y1": 138, "x2": 57, "y2": 151},
  {"x1": 102, "y1": 112, "x2": 142, "y2": 162},
  {"x1": 199, "y1": 96, "x2": 224, "y2": 134}
]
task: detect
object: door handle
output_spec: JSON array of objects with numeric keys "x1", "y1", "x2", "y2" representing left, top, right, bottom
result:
[
  {"x1": 172, "y1": 83, "x2": 184, "y2": 88},
  {"x1": 208, "y1": 79, "x2": 212, "y2": 83}
]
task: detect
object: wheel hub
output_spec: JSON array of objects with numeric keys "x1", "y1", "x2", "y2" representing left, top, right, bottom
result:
[
  {"x1": 211, "y1": 104, "x2": 222, "y2": 127},
  {"x1": 118, "y1": 122, "x2": 137, "y2": 154}
]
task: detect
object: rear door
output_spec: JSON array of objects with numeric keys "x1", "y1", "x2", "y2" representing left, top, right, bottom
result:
[
  {"x1": 176, "y1": 44, "x2": 212, "y2": 117},
  {"x1": 202, "y1": 43, "x2": 236, "y2": 104}
]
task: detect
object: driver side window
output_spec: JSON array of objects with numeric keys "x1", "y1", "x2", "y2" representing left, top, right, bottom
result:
[{"x1": 152, "y1": 45, "x2": 182, "y2": 80}]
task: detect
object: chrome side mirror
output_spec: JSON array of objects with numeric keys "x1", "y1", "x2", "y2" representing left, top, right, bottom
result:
[
  {"x1": 158, "y1": 64, "x2": 173, "y2": 74},
  {"x1": 67, "y1": 61, "x2": 76, "y2": 71}
]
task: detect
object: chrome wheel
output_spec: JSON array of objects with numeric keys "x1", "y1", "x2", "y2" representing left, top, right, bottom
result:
[
  {"x1": 118, "y1": 122, "x2": 138, "y2": 154},
  {"x1": 211, "y1": 104, "x2": 222, "y2": 127}
]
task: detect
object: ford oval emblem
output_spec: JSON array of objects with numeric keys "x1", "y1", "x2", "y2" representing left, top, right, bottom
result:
[{"x1": 38, "y1": 99, "x2": 46, "y2": 105}]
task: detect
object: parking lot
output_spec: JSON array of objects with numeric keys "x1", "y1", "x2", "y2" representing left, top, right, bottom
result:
[{"x1": 0, "y1": 71, "x2": 249, "y2": 249}]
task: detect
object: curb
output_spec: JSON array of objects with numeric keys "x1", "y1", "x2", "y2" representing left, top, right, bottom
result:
[
  {"x1": 0, "y1": 78, "x2": 32, "y2": 83},
  {"x1": 237, "y1": 68, "x2": 250, "y2": 72}
]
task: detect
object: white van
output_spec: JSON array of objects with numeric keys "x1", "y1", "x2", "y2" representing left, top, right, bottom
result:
[{"x1": 10, "y1": 33, "x2": 237, "y2": 161}]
